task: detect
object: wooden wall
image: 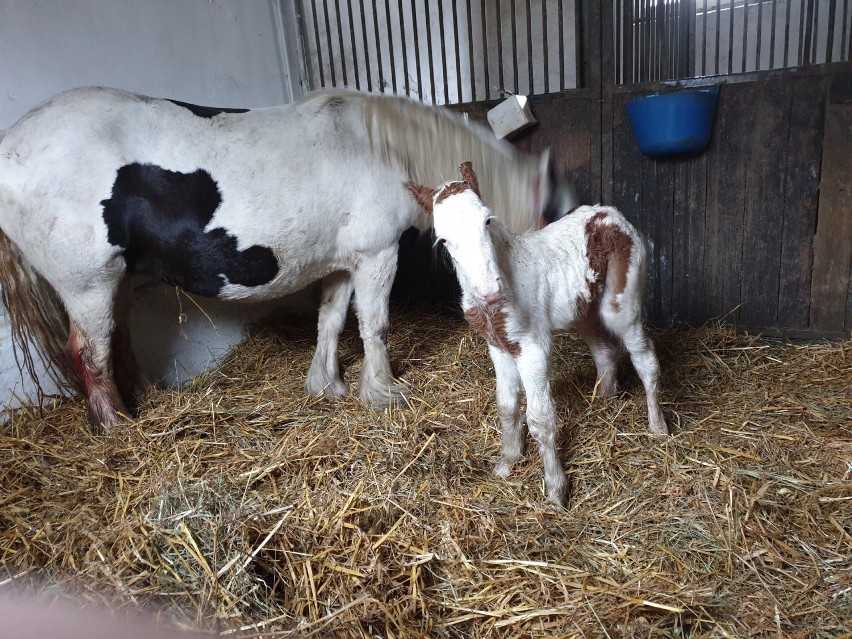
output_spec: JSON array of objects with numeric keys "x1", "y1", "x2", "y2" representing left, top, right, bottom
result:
[{"x1": 450, "y1": 65, "x2": 851, "y2": 339}]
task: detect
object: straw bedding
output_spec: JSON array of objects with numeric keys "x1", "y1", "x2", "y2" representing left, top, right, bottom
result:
[{"x1": 1, "y1": 304, "x2": 849, "y2": 638}]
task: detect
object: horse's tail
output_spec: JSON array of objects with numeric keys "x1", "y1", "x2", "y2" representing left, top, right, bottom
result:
[{"x1": 0, "y1": 225, "x2": 82, "y2": 397}]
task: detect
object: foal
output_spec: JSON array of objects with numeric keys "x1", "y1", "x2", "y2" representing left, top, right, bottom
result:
[{"x1": 406, "y1": 163, "x2": 668, "y2": 506}]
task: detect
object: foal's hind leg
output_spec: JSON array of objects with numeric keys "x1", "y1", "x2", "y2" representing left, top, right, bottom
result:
[
  {"x1": 65, "y1": 285, "x2": 129, "y2": 429},
  {"x1": 306, "y1": 271, "x2": 353, "y2": 398},
  {"x1": 351, "y1": 248, "x2": 406, "y2": 406}
]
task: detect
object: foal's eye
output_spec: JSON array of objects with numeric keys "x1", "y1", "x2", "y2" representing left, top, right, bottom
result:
[{"x1": 485, "y1": 218, "x2": 492, "y2": 226}]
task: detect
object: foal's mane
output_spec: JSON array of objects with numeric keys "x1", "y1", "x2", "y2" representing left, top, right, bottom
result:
[{"x1": 303, "y1": 90, "x2": 542, "y2": 233}]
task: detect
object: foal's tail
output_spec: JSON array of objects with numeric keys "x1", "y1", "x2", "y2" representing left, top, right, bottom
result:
[{"x1": 0, "y1": 226, "x2": 82, "y2": 397}]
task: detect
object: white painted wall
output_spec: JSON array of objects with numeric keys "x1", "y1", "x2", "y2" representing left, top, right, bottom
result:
[{"x1": 0, "y1": 0, "x2": 313, "y2": 411}]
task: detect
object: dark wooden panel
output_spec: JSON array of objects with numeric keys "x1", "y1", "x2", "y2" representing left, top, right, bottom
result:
[
  {"x1": 777, "y1": 76, "x2": 826, "y2": 329},
  {"x1": 522, "y1": 95, "x2": 596, "y2": 204},
  {"x1": 684, "y1": 146, "x2": 710, "y2": 324},
  {"x1": 738, "y1": 80, "x2": 793, "y2": 329},
  {"x1": 810, "y1": 103, "x2": 852, "y2": 332},
  {"x1": 703, "y1": 83, "x2": 750, "y2": 324}
]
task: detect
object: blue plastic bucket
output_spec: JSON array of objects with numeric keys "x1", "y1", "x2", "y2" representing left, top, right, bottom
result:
[{"x1": 626, "y1": 86, "x2": 720, "y2": 156}]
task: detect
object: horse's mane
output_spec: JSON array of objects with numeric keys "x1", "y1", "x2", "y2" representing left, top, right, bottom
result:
[{"x1": 300, "y1": 90, "x2": 542, "y2": 232}]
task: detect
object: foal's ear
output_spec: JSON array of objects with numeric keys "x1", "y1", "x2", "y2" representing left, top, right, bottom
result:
[
  {"x1": 459, "y1": 161, "x2": 480, "y2": 197},
  {"x1": 404, "y1": 182, "x2": 434, "y2": 214}
]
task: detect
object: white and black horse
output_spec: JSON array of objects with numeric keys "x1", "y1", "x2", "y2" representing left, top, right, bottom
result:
[{"x1": 0, "y1": 87, "x2": 576, "y2": 428}]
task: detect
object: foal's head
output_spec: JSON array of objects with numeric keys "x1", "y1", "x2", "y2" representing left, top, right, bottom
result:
[{"x1": 405, "y1": 162, "x2": 504, "y2": 305}]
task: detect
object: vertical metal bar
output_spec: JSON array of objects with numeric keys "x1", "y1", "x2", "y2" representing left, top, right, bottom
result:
[
  {"x1": 296, "y1": 1, "x2": 313, "y2": 90},
  {"x1": 769, "y1": 0, "x2": 777, "y2": 68},
  {"x1": 542, "y1": 0, "x2": 549, "y2": 92},
  {"x1": 481, "y1": 0, "x2": 491, "y2": 98},
  {"x1": 452, "y1": 0, "x2": 463, "y2": 102},
  {"x1": 372, "y1": 0, "x2": 385, "y2": 92},
  {"x1": 384, "y1": 0, "x2": 398, "y2": 93},
  {"x1": 307, "y1": 0, "x2": 324, "y2": 88},
  {"x1": 727, "y1": 0, "x2": 735, "y2": 74},
  {"x1": 467, "y1": 0, "x2": 475, "y2": 101},
  {"x1": 496, "y1": 0, "x2": 505, "y2": 92},
  {"x1": 783, "y1": 0, "x2": 791, "y2": 66},
  {"x1": 333, "y1": 0, "x2": 347, "y2": 86},
  {"x1": 396, "y1": 1, "x2": 409, "y2": 95},
  {"x1": 714, "y1": 0, "x2": 721, "y2": 74},
  {"x1": 825, "y1": 0, "x2": 836, "y2": 62},
  {"x1": 802, "y1": 0, "x2": 814, "y2": 65},
  {"x1": 410, "y1": 0, "x2": 423, "y2": 99},
  {"x1": 842, "y1": 0, "x2": 851, "y2": 62},
  {"x1": 360, "y1": 0, "x2": 373, "y2": 91},
  {"x1": 811, "y1": 0, "x2": 820, "y2": 63},
  {"x1": 438, "y1": 0, "x2": 450, "y2": 103},
  {"x1": 510, "y1": 0, "x2": 519, "y2": 94},
  {"x1": 623, "y1": 0, "x2": 634, "y2": 84},
  {"x1": 299, "y1": 0, "x2": 324, "y2": 91},
  {"x1": 526, "y1": 0, "x2": 533, "y2": 94},
  {"x1": 756, "y1": 0, "x2": 764, "y2": 70},
  {"x1": 741, "y1": 0, "x2": 749, "y2": 73},
  {"x1": 425, "y1": 0, "x2": 437, "y2": 103},
  {"x1": 614, "y1": 0, "x2": 621, "y2": 85},
  {"x1": 798, "y1": 0, "x2": 808, "y2": 65},
  {"x1": 558, "y1": 0, "x2": 565, "y2": 90},
  {"x1": 322, "y1": 0, "x2": 337, "y2": 85},
  {"x1": 345, "y1": 0, "x2": 360, "y2": 89}
]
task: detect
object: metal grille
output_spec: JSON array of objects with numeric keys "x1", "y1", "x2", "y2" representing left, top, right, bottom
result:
[
  {"x1": 295, "y1": 0, "x2": 578, "y2": 105},
  {"x1": 616, "y1": 0, "x2": 851, "y2": 85}
]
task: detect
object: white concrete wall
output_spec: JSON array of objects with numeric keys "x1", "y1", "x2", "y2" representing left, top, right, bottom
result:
[{"x1": 0, "y1": 0, "x2": 313, "y2": 411}]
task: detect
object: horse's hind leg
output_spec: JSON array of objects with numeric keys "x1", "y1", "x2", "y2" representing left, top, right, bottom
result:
[
  {"x1": 574, "y1": 306, "x2": 620, "y2": 398},
  {"x1": 112, "y1": 278, "x2": 151, "y2": 408},
  {"x1": 65, "y1": 286, "x2": 129, "y2": 429},
  {"x1": 306, "y1": 271, "x2": 353, "y2": 398},
  {"x1": 351, "y1": 248, "x2": 406, "y2": 406}
]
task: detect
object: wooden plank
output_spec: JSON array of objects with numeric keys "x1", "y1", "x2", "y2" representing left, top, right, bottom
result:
[
  {"x1": 777, "y1": 75, "x2": 826, "y2": 329},
  {"x1": 684, "y1": 143, "x2": 709, "y2": 324},
  {"x1": 704, "y1": 82, "x2": 749, "y2": 324},
  {"x1": 810, "y1": 103, "x2": 852, "y2": 332},
  {"x1": 652, "y1": 156, "x2": 676, "y2": 325},
  {"x1": 523, "y1": 96, "x2": 594, "y2": 204},
  {"x1": 670, "y1": 155, "x2": 691, "y2": 325},
  {"x1": 738, "y1": 79, "x2": 793, "y2": 330}
]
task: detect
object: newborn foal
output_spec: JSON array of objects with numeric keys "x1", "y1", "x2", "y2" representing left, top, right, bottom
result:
[{"x1": 406, "y1": 163, "x2": 668, "y2": 506}]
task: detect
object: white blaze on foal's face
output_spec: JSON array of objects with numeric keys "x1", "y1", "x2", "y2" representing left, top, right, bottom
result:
[{"x1": 433, "y1": 188, "x2": 503, "y2": 305}]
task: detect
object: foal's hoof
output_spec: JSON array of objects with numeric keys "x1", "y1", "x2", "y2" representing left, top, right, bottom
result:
[{"x1": 546, "y1": 480, "x2": 569, "y2": 508}]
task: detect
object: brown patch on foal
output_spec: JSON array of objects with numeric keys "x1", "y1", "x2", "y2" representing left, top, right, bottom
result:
[
  {"x1": 464, "y1": 304, "x2": 521, "y2": 357},
  {"x1": 434, "y1": 180, "x2": 472, "y2": 205},
  {"x1": 584, "y1": 211, "x2": 633, "y2": 311}
]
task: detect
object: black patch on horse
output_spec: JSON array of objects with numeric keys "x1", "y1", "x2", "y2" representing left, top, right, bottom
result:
[
  {"x1": 167, "y1": 99, "x2": 249, "y2": 118},
  {"x1": 398, "y1": 226, "x2": 420, "y2": 248},
  {"x1": 101, "y1": 163, "x2": 279, "y2": 297}
]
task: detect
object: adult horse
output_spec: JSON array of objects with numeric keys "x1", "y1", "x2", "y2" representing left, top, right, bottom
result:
[{"x1": 0, "y1": 86, "x2": 576, "y2": 428}]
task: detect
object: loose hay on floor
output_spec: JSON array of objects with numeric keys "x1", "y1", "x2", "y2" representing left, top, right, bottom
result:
[{"x1": 1, "y1": 304, "x2": 850, "y2": 638}]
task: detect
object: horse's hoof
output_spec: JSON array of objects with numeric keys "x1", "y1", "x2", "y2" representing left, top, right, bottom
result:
[
  {"x1": 306, "y1": 376, "x2": 348, "y2": 399},
  {"x1": 358, "y1": 381, "x2": 408, "y2": 408},
  {"x1": 493, "y1": 462, "x2": 511, "y2": 479}
]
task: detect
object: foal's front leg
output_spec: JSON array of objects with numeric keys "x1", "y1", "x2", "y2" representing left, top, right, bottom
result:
[
  {"x1": 516, "y1": 343, "x2": 568, "y2": 506},
  {"x1": 306, "y1": 271, "x2": 353, "y2": 398},
  {"x1": 351, "y1": 247, "x2": 406, "y2": 406},
  {"x1": 489, "y1": 345, "x2": 524, "y2": 479}
]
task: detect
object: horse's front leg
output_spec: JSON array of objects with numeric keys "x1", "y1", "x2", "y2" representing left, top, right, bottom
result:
[
  {"x1": 306, "y1": 271, "x2": 353, "y2": 398},
  {"x1": 351, "y1": 247, "x2": 406, "y2": 407},
  {"x1": 489, "y1": 345, "x2": 524, "y2": 479},
  {"x1": 516, "y1": 342, "x2": 567, "y2": 506}
]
